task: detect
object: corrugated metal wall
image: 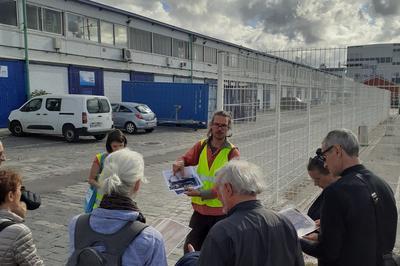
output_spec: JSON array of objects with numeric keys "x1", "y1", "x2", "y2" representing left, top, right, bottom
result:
[
  {"x1": 122, "y1": 81, "x2": 209, "y2": 124},
  {"x1": 0, "y1": 60, "x2": 26, "y2": 128}
]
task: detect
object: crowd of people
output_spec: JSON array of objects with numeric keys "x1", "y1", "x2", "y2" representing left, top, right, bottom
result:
[{"x1": 0, "y1": 110, "x2": 398, "y2": 266}]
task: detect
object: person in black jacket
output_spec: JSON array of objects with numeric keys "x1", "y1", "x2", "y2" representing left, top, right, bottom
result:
[
  {"x1": 301, "y1": 129, "x2": 397, "y2": 266},
  {"x1": 176, "y1": 160, "x2": 305, "y2": 266}
]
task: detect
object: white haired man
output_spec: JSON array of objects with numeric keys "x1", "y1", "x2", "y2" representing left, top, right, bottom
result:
[
  {"x1": 301, "y1": 129, "x2": 397, "y2": 266},
  {"x1": 176, "y1": 160, "x2": 305, "y2": 266}
]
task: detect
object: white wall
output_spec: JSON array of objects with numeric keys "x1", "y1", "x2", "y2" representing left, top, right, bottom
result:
[
  {"x1": 30, "y1": 64, "x2": 68, "y2": 94},
  {"x1": 154, "y1": 75, "x2": 173, "y2": 83},
  {"x1": 104, "y1": 71, "x2": 130, "y2": 102}
]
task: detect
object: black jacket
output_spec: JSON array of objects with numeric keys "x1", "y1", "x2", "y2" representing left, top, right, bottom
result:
[
  {"x1": 301, "y1": 164, "x2": 397, "y2": 266},
  {"x1": 197, "y1": 200, "x2": 305, "y2": 266},
  {"x1": 307, "y1": 192, "x2": 323, "y2": 221}
]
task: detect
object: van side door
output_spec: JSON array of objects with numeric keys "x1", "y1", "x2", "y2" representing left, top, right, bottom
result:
[{"x1": 19, "y1": 98, "x2": 44, "y2": 132}]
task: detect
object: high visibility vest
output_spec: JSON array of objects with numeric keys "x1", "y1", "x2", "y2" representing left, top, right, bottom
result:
[
  {"x1": 191, "y1": 139, "x2": 234, "y2": 207},
  {"x1": 93, "y1": 152, "x2": 107, "y2": 210}
]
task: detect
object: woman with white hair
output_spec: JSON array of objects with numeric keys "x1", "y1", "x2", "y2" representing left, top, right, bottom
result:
[{"x1": 68, "y1": 148, "x2": 167, "y2": 266}]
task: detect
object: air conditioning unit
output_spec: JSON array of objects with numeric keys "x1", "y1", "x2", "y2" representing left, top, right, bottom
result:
[
  {"x1": 180, "y1": 62, "x2": 187, "y2": 68},
  {"x1": 53, "y1": 38, "x2": 61, "y2": 50},
  {"x1": 122, "y1": 48, "x2": 133, "y2": 61},
  {"x1": 166, "y1": 57, "x2": 173, "y2": 66}
]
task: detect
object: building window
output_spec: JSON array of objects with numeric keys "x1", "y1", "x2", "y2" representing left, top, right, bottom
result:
[
  {"x1": 114, "y1": 24, "x2": 127, "y2": 47},
  {"x1": 43, "y1": 8, "x2": 62, "y2": 34},
  {"x1": 84, "y1": 17, "x2": 99, "y2": 42},
  {"x1": 27, "y1": 4, "x2": 42, "y2": 30},
  {"x1": 193, "y1": 44, "x2": 203, "y2": 61},
  {"x1": 100, "y1": 21, "x2": 113, "y2": 45},
  {"x1": 173, "y1": 39, "x2": 189, "y2": 59},
  {"x1": 67, "y1": 13, "x2": 84, "y2": 38},
  {"x1": 153, "y1": 33, "x2": 171, "y2": 56},
  {"x1": 130, "y1": 28, "x2": 151, "y2": 52},
  {"x1": 0, "y1": 0, "x2": 17, "y2": 26},
  {"x1": 204, "y1": 46, "x2": 217, "y2": 64}
]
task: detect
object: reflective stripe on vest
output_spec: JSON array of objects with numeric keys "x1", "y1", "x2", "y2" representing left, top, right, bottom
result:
[{"x1": 191, "y1": 139, "x2": 233, "y2": 207}]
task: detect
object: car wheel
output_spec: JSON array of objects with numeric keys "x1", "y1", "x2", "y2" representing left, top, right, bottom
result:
[
  {"x1": 63, "y1": 125, "x2": 78, "y2": 142},
  {"x1": 145, "y1": 128, "x2": 154, "y2": 133},
  {"x1": 94, "y1": 134, "x2": 106, "y2": 141},
  {"x1": 125, "y1": 122, "x2": 137, "y2": 134},
  {"x1": 10, "y1": 121, "x2": 24, "y2": 136}
]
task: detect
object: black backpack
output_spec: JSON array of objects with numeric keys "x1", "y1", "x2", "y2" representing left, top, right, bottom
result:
[
  {"x1": 66, "y1": 214, "x2": 148, "y2": 266},
  {"x1": 0, "y1": 220, "x2": 16, "y2": 232}
]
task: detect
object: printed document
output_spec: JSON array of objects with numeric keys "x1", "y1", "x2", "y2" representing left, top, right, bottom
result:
[
  {"x1": 162, "y1": 166, "x2": 202, "y2": 195},
  {"x1": 279, "y1": 207, "x2": 318, "y2": 237}
]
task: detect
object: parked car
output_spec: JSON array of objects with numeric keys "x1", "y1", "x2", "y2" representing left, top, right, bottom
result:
[
  {"x1": 111, "y1": 102, "x2": 157, "y2": 134},
  {"x1": 8, "y1": 94, "x2": 113, "y2": 142},
  {"x1": 280, "y1": 97, "x2": 307, "y2": 110}
]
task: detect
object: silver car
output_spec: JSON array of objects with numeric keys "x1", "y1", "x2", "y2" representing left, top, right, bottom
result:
[{"x1": 111, "y1": 102, "x2": 157, "y2": 134}]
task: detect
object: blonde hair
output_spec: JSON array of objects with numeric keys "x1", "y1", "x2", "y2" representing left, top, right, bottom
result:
[{"x1": 99, "y1": 148, "x2": 146, "y2": 197}]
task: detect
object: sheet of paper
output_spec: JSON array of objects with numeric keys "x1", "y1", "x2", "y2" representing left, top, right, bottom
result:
[
  {"x1": 278, "y1": 207, "x2": 318, "y2": 237},
  {"x1": 162, "y1": 166, "x2": 202, "y2": 195},
  {"x1": 152, "y1": 218, "x2": 192, "y2": 256}
]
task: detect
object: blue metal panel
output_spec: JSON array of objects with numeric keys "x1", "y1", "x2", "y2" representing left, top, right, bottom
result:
[
  {"x1": 122, "y1": 81, "x2": 209, "y2": 124},
  {"x1": 131, "y1": 71, "x2": 154, "y2": 82},
  {"x1": 68, "y1": 66, "x2": 104, "y2": 95},
  {"x1": 0, "y1": 60, "x2": 26, "y2": 128}
]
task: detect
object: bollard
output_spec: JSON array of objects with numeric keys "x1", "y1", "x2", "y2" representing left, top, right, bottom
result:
[{"x1": 358, "y1": 125, "x2": 368, "y2": 146}]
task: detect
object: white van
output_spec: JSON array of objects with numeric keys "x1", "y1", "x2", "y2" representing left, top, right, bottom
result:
[{"x1": 8, "y1": 94, "x2": 113, "y2": 142}]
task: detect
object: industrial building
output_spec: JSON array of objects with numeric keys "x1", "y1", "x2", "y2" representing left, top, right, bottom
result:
[
  {"x1": 347, "y1": 43, "x2": 400, "y2": 106},
  {"x1": 0, "y1": 0, "x2": 345, "y2": 128}
]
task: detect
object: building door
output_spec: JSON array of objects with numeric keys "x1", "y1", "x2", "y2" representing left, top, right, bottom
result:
[{"x1": 0, "y1": 60, "x2": 26, "y2": 128}]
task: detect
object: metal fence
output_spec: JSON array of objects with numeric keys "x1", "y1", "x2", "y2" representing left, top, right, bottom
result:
[{"x1": 217, "y1": 48, "x2": 391, "y2": 206}]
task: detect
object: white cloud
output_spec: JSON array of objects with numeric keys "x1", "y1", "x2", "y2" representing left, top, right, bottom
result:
[{"x1": 94, "y1": 0, "x2": 400, "y2": 50}]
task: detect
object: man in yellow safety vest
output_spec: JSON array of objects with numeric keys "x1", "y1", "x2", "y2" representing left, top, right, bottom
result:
[{"x1": 173, "y1": 110, "x2": 239, "y2": 253}]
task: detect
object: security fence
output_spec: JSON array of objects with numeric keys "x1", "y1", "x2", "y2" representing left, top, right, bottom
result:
[{"x1": 218, "y1": 48, "x2": 391, "y2": 206}]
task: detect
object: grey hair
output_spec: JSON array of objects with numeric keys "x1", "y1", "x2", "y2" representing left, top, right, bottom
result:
[
  {"x1": 216, "y1": 160, "x2": 265, "y2": 195},
  {"x1": 322, "y1": 129, "x2": 359, "y2": 157},
  {"x1": 99, "y1": 148, "x2": 146, "y2": 197}
]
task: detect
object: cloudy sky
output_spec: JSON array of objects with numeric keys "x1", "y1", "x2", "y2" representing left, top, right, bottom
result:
[{"x1": 95, "y1": 0, "x2": 400, "y2": 52}]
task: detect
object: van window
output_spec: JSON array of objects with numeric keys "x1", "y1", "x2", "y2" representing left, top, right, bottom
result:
[
  {"x1": 46, "y1": 98, "x2": 61, "y2": 111},
  {"x1": 20, "y1": 98, "x2": 43, "y2": 112},
  {"x1": 87, "y1": 98, "x2": 111, "y2": 113}
]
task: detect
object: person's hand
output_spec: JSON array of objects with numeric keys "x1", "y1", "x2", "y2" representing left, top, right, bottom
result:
[
  {"x1": 303, "y1": 232, "x2": 319, "y2": 242},
  {"x1": 315, "y1": 219, "x2": 320, "y2": 228},
  {"x1": 172, "y1": 159, "x2": 184, "y2": 175},
  {"x1": 187, "y1": 244, "x2": 196, "y2": 252},
  {"x1": 184, "y1": 187, "x2": 201, "y2": 197},
  {"x1": 13, "y1": 201, "x2": 27, "y2": 219}
]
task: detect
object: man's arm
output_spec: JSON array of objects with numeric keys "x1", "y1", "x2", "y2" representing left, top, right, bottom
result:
[{"x1": 173, "y1": 141, "x2": 203, "y2": 175}]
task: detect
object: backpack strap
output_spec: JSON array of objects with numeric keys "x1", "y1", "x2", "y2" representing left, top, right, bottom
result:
[
  {"x1": 0, "y1": 221, "x2": 16, "y2": 232},
  {"x1": 74, "y1": 214, "x2": 148, "y2": 256}
]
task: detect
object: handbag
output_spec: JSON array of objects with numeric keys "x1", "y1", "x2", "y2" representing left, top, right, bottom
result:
[{"x1": 83, "y1": 186, "x2": 97, "y2": 213}]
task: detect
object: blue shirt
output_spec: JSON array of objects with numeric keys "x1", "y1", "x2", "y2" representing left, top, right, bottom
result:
[{"x1": 68, "y1": 208, "x2": 167, "y2": 266}]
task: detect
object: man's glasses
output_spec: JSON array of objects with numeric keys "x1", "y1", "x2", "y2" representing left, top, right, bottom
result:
[{"x1": 212, "y1": 123, "x2": 228, "y2": 129}]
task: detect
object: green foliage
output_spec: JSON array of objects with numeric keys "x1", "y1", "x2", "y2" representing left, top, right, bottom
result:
[{"x1": 30, "y1": 89, "x2": 48, "y2": 98}]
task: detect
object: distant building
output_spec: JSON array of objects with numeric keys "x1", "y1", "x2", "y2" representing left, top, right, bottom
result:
[{"x1": 346, "y1": 43, "x2": 400, "y2": 106}]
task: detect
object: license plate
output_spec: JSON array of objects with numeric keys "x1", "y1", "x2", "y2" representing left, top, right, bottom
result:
[
  {"x1": 147, "y1": 122, "x2": 156, "y2": 127},
  {"x1": 90, "y1": 122, "x2": 102, "y2": 128}
]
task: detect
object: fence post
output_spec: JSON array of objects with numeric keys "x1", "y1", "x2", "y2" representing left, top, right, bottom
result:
[
  {"x1": 327, "y1": 76, "x2": 332, "y2": 130},
  {"x1": 341, "y1": 76, "x2": 345, "y2": 127},
  {"x1": 217, "y1": 51, "x2": 225, "y2": 111},
  {"x1": 274, "y1": 60, "x2": 282, "y2": 204},
  {"x1": 307, "y1": 69, "x2": 312, "y2": 156}
]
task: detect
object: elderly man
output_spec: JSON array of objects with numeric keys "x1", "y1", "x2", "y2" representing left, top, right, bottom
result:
[
  {"x1": 301, "y1": 129, "x2": 397, "y2": 266},
  {"x1": 0, "y1": 140, "x2": 6, "y2": 166},
  {"x1": 176, "y1": 160, "x2": 305, "y2": 266}
]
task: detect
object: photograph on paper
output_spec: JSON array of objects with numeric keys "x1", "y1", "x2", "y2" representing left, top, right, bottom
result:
[
  {"x1": 162, "y1": 166, "x2": 202, "y2": 195},
  {"x1": 278, "y1": 207, "x2": 318, "y2": 237}
]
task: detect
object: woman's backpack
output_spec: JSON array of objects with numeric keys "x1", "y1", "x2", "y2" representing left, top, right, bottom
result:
[{"x1": 66, "y1": 214, "x2": 148, "y2": 266}]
